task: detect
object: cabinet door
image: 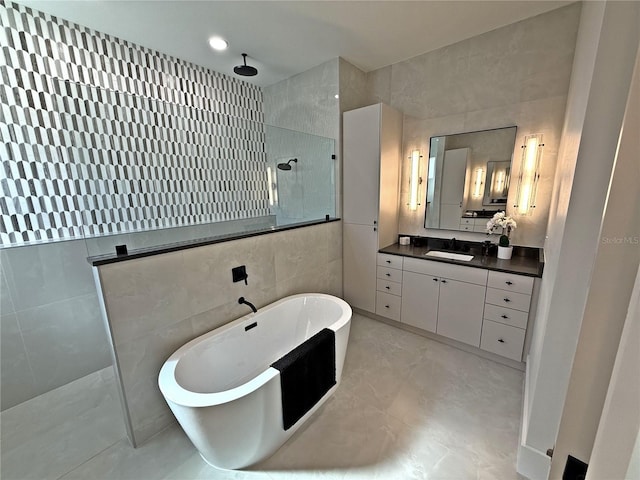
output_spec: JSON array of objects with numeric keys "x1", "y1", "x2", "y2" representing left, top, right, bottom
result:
[
  {"x1": 343, "y1": 105, "x2": 381, "y2": 225},
  {"x1": 343, "y1": 223, "x2": 378, "y2": 312},
  {"x1": 436, "y1": 279, "x2": 486, "y2": 347},
  {"x1": 401, "y1": 271, "x2": 439, "y2": 333}
]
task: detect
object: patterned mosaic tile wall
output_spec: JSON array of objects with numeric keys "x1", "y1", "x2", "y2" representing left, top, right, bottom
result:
[{"x1": 0, "y1": 0, "x2": 269, "y2": 246}]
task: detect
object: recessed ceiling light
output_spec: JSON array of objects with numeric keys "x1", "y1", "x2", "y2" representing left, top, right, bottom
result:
[{"x1": 208, "y1": 36, "x2": 228, "y2": 51}]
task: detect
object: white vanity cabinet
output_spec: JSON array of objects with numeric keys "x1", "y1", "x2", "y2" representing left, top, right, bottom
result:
[
  {"x1": 394, "y1": 255, "x2": 538, "y2": 363},
  {"x1": 401, "y1": 258, "x2": 488, "y2": 347},
  {"x1": 375, "y1": 253, "x2": 403, "y2": 321},
  {"x1": 437, "y1": 278, "x2": 486, "y2": 346},
  {"x1": 460, "y1": 217, "x2": 490, "y2": 233},
  {"x1": 401, "y1": 270, "x2": 439, "y2": 332},
  {"x1": 343, "y1": 103, "x2": 403, "y2": 312},
  {"x1": 480, "y1": 271, "x2": 534, "y2": 361}
]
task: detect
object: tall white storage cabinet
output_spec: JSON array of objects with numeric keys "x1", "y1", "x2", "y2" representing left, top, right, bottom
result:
[{"x1": 343, "y1": 103, "x2": 403, "y2": 313}]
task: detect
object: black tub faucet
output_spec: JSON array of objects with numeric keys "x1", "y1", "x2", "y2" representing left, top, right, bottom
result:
[
  {"x1": 451, "y1": 237, "x2": 458, "y2": 251},
  {"x1": 238, "y1": 297, "x2": 257, "y2": 313}
]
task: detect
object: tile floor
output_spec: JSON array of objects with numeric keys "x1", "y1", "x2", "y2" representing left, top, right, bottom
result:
[{"x1": 1, "y1": 313, "x2": 525, "y2": 480}]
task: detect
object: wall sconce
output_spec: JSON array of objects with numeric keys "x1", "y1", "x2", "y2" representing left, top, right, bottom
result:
[
  {"x1": 267, "y1": 166, "x2": 278, "y2": 206},
  {"x1": 515, "y1": 134, "x2": 543, "y2": 215},
  {"x1": 493, "y1": 169, "x2": 506, "y2": 196},
  {"x1": 409, "y1": 149, "x2": 422, "y2": 211},
  {"x1": 472, "y1": 168, "x2": 484, "y2": 197}
]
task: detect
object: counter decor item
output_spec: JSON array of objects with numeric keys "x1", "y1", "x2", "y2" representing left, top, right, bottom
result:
[{"x1": 486, "y1": 211, "x2": 517, "y2": 260}]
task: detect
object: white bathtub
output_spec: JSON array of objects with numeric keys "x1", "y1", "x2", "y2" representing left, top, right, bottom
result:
[{"x1": 158, "y1": 293, "x2": 352, "y2": 470}]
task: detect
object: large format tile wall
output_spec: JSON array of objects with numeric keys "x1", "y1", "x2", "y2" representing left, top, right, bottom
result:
[
  {"x1": 0, "y1": 0, "x2": 268, "y2": 411},
  {"x1": 95, "y1": 221, "x2": 343, "y2": 446},
  {"x1": 0, "y1": 240, "x2": 111, "y2": 410},
  {"x1": 363, "y1": 4, "x2": 582, "y2": 247}
]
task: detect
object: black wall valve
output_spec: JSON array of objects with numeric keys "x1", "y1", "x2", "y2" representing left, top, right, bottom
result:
[{"x1": 232, "y1": 265, "x2": 248, "y2": 285}]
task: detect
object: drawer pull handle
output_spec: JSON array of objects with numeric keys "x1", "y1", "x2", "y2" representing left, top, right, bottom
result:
[
  {"x1": 386, "y1": 273, "x2": 391, "y2": 277},
  {"x1": 503, "y1": 298, "x2": 511, "y2": 302},
  {"x1": 441, "y1": 280, "x2": 447, "y2": 284},
  {"x1": 386, "y1": 260, "x2": 391, "y2": 263},
  {"x1": 501, "y1": 315, "x2": 509, "y2": 319},
  {"x1": 385, "y1": 305, "x2": 390, "y2": 308},
  {"x1": 385, "y1": 286, "x2": 390, "y2": 290},
  {"x1": 498, "y1": 338, "x2": 505, "y2": 343},
  {"x1": 433, "y1": 278, "x2": 439, "y2": 282},
  {"x1": 505, "y1": 281, "x2": 513, "y2": 285}
]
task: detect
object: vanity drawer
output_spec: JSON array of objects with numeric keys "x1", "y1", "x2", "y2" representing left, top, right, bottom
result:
[
  {"x1": 377, "y1": 253, "x2": 404, "y2": 270},
  {"x1": 403, "y1": 258, "x2": 487, "y2": 286},
  {"x1": 377, "y1": 278, "x2": 402, "y2": 296},
  {"x1": 459, "y1": 224, "x2": 473, "y2": 231},
  {"x1": 488, "y1": 271, "x2": 534, "y2": 295},
  {"x1": 376, "y1": 291, "x2": 402, "y2": 321},
  {"x1": 485, "y1": 287, "x2": 531, "y2": 312},
  {"x1": 377, "y1": 266, "x2": 403, "y2": 283},
  {"x1": 460, "y1": 218, "x2": 474, "y2": 226},
  {"x1": 484, "y1": 304, "x2": 529, "y2": 329},
  {"x1": 480, "y1": 320, "x2": 525, "y2": 362}
]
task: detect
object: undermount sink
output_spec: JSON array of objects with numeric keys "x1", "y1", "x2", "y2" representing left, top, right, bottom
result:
[{"x1": 425, "y1": 251, "x2": 474, "y2": 261}]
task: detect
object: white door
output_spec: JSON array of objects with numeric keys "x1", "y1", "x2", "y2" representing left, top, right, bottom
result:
[
  {"x1": 343, "y1": 222, "x2": 378, "y2": 312},
  {"x1": 439, "y1": 148, "x2": 468, "y2": 230},
  {"x1": 343, "y1": 105, "x2": 381, "y2": 226},
  {"x1": 436, "y1": 278, "x2": 485, "y2": 347},
  {"x1": 401, "y1": 271, "x2": 439, "y2": 332}
]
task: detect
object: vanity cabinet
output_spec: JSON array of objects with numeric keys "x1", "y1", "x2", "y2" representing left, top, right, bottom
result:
[
  {"x1": 343, "y1": 103, "x2": 403, "y2": 312},
  {"x1": 401, "y1": 258, "x2": 488, "y2": 347},
  {"x1": 375, "y1": 253, "x2": 403, "y2": 320},
  {"x1": 401, "y1": 271, "x2": 439, "y2": 332},
  {"x1": 460, "y1": 217, "x2": 489, "y2": 233},
  {"x1": 437, "y1": 279, "x2": 486, "y2": 346},
  {"x1": 480, "y1": 271, "x2": 533, "y2": 361}
]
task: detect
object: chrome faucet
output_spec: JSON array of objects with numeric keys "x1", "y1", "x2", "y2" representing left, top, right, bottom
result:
[{"x1": 238, "y1": 297, "x2": 257, "y2": 313}]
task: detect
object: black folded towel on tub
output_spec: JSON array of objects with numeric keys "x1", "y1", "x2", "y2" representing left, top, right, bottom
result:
[{"x1": 271, "y1": 328, "x2": 336, "y2": 431}]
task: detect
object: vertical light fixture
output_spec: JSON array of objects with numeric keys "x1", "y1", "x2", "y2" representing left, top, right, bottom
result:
[
  {"x1": 494, "y1": 170, "x2": 506, "y2": 196},
  {"x1": 515, "y1": 134, "x2": 543, "y2": 215},
  {"x1": 409, "y1": 149, "x2": 422, "y2": 211},
  {"x1": 267, "y1": 167, "x2": 277, "y2": 206},
  {"x1": 472, "y1": 168, "x2": 484, "y2": 197}
]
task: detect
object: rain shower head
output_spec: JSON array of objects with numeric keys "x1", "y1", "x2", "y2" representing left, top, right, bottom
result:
[
  {"x1": 277, "y1": 158, "x2": 298, "y2": 171},
  {"x1": 234, "y1": 53, "x2": 258, "y2": 77}
]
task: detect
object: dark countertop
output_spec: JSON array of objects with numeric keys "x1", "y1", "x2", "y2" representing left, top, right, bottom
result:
[{"x1": 380, "y1": 240, "x2": 544, "y2": 278}]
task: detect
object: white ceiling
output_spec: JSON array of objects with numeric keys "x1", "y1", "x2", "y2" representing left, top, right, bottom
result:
[{"x1": 14, "y1": 0, "x2": 572, "y2": 87}]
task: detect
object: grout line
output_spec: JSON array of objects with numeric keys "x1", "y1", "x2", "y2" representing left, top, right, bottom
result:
[{"x1": 54, "y1": 438, "x2": 125, "y2": 480}]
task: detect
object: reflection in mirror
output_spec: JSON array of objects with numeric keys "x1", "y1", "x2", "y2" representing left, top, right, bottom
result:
[
  {"x1": 424, "y1": 126, "x2": 517, "y2": 232},
  {"x1": 483, "y1": 161, "x2": 511, "y2": 206}
]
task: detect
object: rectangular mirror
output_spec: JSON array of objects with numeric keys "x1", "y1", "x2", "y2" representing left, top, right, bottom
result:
[{"x1": 424, "y1": 126, "x2": 517, "y2": 232}]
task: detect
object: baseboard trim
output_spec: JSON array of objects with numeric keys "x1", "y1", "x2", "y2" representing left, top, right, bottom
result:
[
  {"x1": 517, "y1": 443, "x2": 551, "y2": 480},
  {"x1": 517, "y1": 355, "x2": 551, "y2": 480}
]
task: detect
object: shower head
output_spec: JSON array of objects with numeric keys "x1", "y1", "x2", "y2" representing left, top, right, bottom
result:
[
  {"x1": 234, "y1": 53, "x2": 258, "y2": 77},
  {"x1": 277, "y1": 158, "x2": 298, "y2": 171}
]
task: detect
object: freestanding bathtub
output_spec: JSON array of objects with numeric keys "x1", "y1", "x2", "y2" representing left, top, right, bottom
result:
[{"x1": 158, "y1": 293, "x2": 352, "y2": 470}]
